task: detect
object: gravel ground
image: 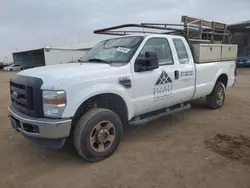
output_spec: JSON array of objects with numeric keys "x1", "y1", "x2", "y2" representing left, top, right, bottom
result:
[{"x1": 0, "y1": 69, "x2": 250, "y2": 188}]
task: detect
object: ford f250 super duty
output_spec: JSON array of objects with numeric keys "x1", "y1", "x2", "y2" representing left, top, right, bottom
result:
[{"x1": 8, "y1": 23, "x2": 237, "y2": 162}]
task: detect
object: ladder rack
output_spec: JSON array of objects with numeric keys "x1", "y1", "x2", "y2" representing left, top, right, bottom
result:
[{"x1": 93, "y1": 20, "x2": 232, "y2": 44}]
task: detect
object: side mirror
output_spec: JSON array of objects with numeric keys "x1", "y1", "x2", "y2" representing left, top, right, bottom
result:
[{"x1": 135, "y1": 51, "x2": 159, "y2": 72}]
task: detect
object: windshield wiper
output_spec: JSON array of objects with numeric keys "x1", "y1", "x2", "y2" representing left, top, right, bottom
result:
[{"x1": 88, "y1": 58, "x2": 110, "y2": 64}]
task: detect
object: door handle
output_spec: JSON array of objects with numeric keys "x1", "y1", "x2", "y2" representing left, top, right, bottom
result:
[{"x1": 174, "y1": 70, "x2": 179, "y2": 80}]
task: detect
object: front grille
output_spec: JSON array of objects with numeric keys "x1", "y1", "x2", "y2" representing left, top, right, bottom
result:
[
  {"x1": 10, "y1": 81, "x2": 28, "y2": 109},
  {"x1": 10, "y1": 75, "x2": 43, "y2": 117}
]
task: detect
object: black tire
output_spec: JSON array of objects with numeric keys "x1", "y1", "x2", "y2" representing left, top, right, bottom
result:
[
  {"x1": 73, "y1": 108, "x2": 123, "y2": 162},
  {"x1": 10, "y1": 69, "x2": 13, "y2": 71},
  {"x1": 206, "y1": 82, "x2": 225, "y2": 109}
]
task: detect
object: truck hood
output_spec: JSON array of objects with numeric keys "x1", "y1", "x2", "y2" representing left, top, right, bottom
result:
[{"x1": 18, "y1": 63, "x2": 113, "y2": 88}]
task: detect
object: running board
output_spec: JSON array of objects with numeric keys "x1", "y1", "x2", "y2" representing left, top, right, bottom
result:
[{"x1": 129, "y1": 103, "x2": 191, "y2": 126}]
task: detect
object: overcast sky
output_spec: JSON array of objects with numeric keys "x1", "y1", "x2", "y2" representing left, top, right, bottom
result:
[{"x1": 1, "y1": 0, "x2": 250, "y2": 61}]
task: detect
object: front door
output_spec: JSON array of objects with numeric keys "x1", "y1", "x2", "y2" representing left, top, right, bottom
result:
[{"x1": 132, "y1": 37, "x2": 178, "y2": 116}]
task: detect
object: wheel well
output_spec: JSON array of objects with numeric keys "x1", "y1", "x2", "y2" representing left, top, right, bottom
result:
[
  {"x1": 72, "y1": 93, "x2": 128, "y2": 128},
  {"x1": 216, "y1": 74, "x2": 228, "y2": 88}
]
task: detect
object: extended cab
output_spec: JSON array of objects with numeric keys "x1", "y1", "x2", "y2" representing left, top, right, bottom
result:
[{"x1": 8, "y1": 24, "x2": 237, "y2": 161}]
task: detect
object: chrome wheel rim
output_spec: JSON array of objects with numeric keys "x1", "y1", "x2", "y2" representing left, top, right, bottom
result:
[
  {"x1": 90, "y1": 121, "x2": 115, "y2": 152},
  {"x1": 216, "y1": 87, "x2": 224, "y2": 106}
]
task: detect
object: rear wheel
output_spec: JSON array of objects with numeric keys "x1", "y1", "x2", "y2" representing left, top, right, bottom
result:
[
  {"x1": 73, "y1": 108, "x2": 122, "y2": 162},
  {"x1": 206, "y1": 82, "x2": 225, "y2": 109}
]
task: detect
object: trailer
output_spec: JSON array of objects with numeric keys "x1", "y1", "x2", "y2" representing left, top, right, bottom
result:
[
  {"x1": 12, "y1": 48, "x2": 88, "y2": 69},
  {"x1": 12, "y1": 40, "x2": 102, "y2": 69}
]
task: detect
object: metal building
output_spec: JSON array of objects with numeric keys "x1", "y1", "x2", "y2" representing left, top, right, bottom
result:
[{"x1": 227, "y1": 20, "x2": 250, "y2": 63}]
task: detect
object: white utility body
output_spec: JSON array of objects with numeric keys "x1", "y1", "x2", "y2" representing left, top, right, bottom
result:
[{"x1": 8, "y1": 26, "x2": 237, "y2": 162}]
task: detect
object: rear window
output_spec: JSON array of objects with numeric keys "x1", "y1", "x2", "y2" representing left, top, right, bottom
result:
[{"x1": 173, "y1": 39, "x2": 189, "y2": 64}]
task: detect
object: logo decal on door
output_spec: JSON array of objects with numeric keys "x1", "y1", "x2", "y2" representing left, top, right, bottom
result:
[{"x1": 154, "y1": 71, "x2": 172, "y2": 101}]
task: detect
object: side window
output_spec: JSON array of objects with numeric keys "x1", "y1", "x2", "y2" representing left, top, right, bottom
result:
[
  {"x1": 173, "y1": 39, "x2": 189, "y2": 64},
  {"x1": 138, "y1": 38, "x2": 173, "y2": 65}
]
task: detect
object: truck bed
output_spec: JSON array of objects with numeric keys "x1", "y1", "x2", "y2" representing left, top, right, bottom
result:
[{"x1": 193, "y1": 60, "x2": 236, "y2": 99}]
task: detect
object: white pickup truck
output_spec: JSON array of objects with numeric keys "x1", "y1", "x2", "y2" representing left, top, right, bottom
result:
[{"x1": 8, "y1": 24, "x2": 237, "y2": 162}]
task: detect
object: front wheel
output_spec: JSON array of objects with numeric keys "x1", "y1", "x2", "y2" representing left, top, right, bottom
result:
[
  {"x1": 73, "y1": 108, "x2": 123, "y2": 162},
  {"x1": 206, "y1": 82, "x2": 225, "y2": 109}
]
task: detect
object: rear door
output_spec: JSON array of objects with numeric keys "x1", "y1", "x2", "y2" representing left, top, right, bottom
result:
[{"x1": 170, "y1": 37, "x2": 195, "y2": 102}]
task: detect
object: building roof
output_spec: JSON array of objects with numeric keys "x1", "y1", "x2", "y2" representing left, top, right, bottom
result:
[
  {"x1": 227, "y1": 20, "x2": 250, "y2": 32},
  {"x1": 13, "y1": 39, "x2": 105, "y2": 54},
  {"x1": 229, "y1": 20, "x2": 250, "y2": 26}
]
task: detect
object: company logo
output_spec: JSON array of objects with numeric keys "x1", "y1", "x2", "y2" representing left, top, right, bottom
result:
[
  {"x1": 154, "y1": 71, "x2": 172, "y2": 101},
  {"x1": 155, "y1": 71, "x2": 172, "y2": 85}
]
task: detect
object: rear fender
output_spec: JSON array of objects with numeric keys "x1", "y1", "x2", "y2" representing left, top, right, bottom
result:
[{"x1": 211, "y1": 69, "x2": 228, "y2": 91}]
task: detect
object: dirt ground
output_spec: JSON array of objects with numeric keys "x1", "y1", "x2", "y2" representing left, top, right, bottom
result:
[{"x1": 1, "y1": 69, "x2": 250, "y2": 188}]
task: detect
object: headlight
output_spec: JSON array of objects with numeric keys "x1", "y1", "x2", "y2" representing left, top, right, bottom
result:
[{"x1": 42, "y1": 90, "x2": 66, "y2": 118}]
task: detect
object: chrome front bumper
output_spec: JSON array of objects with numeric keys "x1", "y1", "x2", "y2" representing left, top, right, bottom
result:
[{"x1": 8, "y1": 106, "x2": 72, "y2": 139}]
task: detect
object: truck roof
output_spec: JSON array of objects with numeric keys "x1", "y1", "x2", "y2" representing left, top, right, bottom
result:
[{"x1": 96, "y1": 33, "x2": 185, "y2": 45}]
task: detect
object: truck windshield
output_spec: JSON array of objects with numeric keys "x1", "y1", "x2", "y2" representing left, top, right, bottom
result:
[{"x1": 79, "y1": 36, "x2": 143, "y2": 63}]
